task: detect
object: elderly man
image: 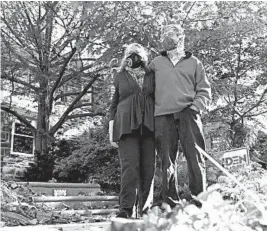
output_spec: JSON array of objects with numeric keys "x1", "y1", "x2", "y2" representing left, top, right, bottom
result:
[{"x1": 149, "y1": 24, "x2": 212, "y2": 207}]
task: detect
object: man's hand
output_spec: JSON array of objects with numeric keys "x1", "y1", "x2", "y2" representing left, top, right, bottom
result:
[{"x1": 109, "y1": 120, "x2": 119, "y2": 148}]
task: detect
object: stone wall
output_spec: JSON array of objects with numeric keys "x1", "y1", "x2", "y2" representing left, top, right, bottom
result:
[{"x1": 1, "y1": 155, "x2": 34, "y2": 181}]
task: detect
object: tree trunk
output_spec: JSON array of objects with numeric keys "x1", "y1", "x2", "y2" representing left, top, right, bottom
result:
[
  {"x1": 35, "y1": 92, "x2": 50, "y2": 158},
  {"x1": 230, "y1": 120, "x2": 246, "y2": 148}
]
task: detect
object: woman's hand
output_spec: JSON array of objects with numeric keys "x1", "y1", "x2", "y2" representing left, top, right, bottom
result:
[{"x1": 109, "y1": 120, "x2": 119, "y2": 148}]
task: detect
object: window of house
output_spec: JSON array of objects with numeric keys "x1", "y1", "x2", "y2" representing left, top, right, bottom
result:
[
  {"x1": 1, "y1": 111, "x2": 10, "y2": 142},
  {"x1": 10, "y1": 120, "x2": 34, "y2": 156},
  {"x1": 1, "y1": 111, "x2": 11, "y2": 156},
  {"x1": 1, "y1": 128, "x2": 10, "y2": 143}
]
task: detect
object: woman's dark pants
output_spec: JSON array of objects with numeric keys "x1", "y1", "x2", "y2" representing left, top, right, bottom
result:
[
  {"x1": 118, "y1": 128, "x2": 155, "y2": 217},
  {"x1": 154, "y1": 107, "x2": 206, "y2": 206}
]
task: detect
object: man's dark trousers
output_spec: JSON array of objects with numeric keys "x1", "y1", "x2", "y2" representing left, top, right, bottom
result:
[
  {"x1": 154, "y1": 107, "x2": 206, "y2": 206},
  {"x1": 118, "y1": 128, "x2": 155, "y2": 217}
]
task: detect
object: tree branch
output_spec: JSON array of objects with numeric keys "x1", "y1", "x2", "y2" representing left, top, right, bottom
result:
[
  {"x1": 241, "y1": 88, "x2": 267, "y2": 118},
  {"x1": 54, "y1": 91, "x2": 92, "y2": 101},
  {"x1": 1, "y1": 105, "x2": 37, "y2": 132},
  {"x1": 238, "y1": 56, "x2": 260, "y2": 78},
  {"x1": 182, "y1": 1, "x2": 196, "y2": 26},
  {"x1": 48, "y1": 47, "x2": 77, "y2": 114},
  {"x1": 52, "y1": 57, "x2": 96, "y2": 69},
  {"x1": 236, "y1": 39, "x2": 242, "y2": 79},
  {"x1": 49, "y1": 73, "x2": 100, "y2": 135},
  {"x1": 1, "y1": 36, "x2": 42, "y2": 76},
  {"x1": 1, "y1": 17, "x2": 26, "y2": 48},
  {"x1": 50, "y1": 35, "x2": 71, "y2": 62},
  {"x1": 43, "y1": 2, "x2": 55, "y2": 71},
  {"x1": 50, "y1": 12, "x2": 81, "y2": 63},
  {"x1": 244, "y1": 109, "x2": 267, "y2": 118},
  {"x1": 22, "y1": 2, "x2": 44, "y2": 66},
  {"x1": 71, "y1": 103, "x2": 93, "y2": 110},
  {"x1": 118, "y1": 2, "x2": 159, "y2": 51},
  {"x1": 1, "y1": 28, "x2": 38, "y2": 63},
  {"x1": 1, "y1": 73, "x2": 39, "y2": 91},
  {"x1": 58, "y1": 63, "x2": 94, "y2": 87},
  {"x1": 209, "y1": 106, "x2": 227, "y2": 114}
]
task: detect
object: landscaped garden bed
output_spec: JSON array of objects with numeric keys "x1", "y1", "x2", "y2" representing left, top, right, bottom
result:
[{"x1": 1, "y1": 162, "x2": 267, "y2": 230}]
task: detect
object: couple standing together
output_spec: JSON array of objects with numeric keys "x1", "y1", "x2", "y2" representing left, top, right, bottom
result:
[{"x1": 109, "y1": 24, "x2": 212, "y2": 218}]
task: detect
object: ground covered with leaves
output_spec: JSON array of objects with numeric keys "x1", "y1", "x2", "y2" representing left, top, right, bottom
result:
[
  {"x1": 1, "y1": 163, "x2": 267, "y2": 230},
  {"x1": 0, "y1": 181, "x2": 112, "y2": 227}
]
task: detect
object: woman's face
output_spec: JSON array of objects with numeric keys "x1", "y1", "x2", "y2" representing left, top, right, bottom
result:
[
  {"x1": 127, "y1": 53, "x2": 143, "y2": 69},
  {"x1": 124, "y1": 43, "x2": 148, "y2": 69}
]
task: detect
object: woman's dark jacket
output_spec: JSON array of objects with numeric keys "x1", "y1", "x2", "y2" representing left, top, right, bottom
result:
[{"x1": 109, "y1": 69, "x2": 155, "y2": 142}]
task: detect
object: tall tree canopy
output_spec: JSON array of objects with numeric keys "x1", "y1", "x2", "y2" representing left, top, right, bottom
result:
[{"x1": 1, "y1": 2, "x2": 113, "y2": 154}]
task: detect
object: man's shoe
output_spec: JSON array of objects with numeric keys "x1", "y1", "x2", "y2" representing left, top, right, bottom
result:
[
  {"x1": 141, "y1": 207, "x2": 149, "y2": 217},
  {"x1": 116, "y1": 212, "x2": 129, "y2": 218},
  {"x1": 189, "y1": 197, "x2": 202, "y2": 208}
]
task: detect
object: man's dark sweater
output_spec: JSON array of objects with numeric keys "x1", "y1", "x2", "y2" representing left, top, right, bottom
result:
[{"x1": 149, "y1": 52, "x2": 211, "y2": 116}]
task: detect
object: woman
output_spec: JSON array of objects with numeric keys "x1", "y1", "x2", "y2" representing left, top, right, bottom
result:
[{"x1": 109, "y1": 43, "x2": 155, "y2": 218}]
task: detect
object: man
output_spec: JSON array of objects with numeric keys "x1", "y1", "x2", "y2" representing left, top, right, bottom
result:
[{"x1": 149, "y1": 24, "x2": 212, "y2": 207}]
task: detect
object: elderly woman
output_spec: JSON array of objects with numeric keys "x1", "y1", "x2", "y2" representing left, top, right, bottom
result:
[{"x1": 109, "y1": 43, "x2": 155, "y2": 218}]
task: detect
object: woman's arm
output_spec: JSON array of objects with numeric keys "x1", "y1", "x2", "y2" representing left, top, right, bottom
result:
[
  {"x1": 109, "y1": 74, "x2": 119, "y2": 147},
  {"x1": 109, "y1": 75, "x2": 119, "y2": 121}
]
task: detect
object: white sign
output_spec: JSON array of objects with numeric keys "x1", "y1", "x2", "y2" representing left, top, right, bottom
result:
[
  {"x1": 222, "y1": 147, "x2": 250, "y2": 169},
  {"x1": 54, "y1": 189, "x2": 67, "y2": 196}
]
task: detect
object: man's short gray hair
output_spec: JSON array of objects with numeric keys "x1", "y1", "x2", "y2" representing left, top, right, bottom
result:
[{"x1": 161, "y1": 24, "x2": 185, "y2": 39}]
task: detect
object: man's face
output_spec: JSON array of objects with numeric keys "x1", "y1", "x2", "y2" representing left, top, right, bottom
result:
[{"x1": 161, "y1": 27, "x2": 184, "y2": 51}]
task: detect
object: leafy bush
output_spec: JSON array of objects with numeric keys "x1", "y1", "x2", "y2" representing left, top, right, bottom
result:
[
  {"x1": 112, "y1": 176, "x2": 267, "y2": 231},
  {"x1": 250, "y1": 131, "x2": 267, "y2": 166},
  {"x1": 139, "y1": 186, "x2": 267, "y2": 231},
  {"x1": 127, "y1": 162, "x2": 266, "y2": 231},
  {"x1": 217, "y1": 162, "x2": 267, "y2": 203},
  {"x1": 22, "y1": 139, "x2": 78, "y2": 182},
  {"x1": 53, "y1": 123, "x2": 120, "y2": 192}
]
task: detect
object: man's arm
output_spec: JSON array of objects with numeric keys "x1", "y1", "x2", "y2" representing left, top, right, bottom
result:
[
  {"x1": 192, "y1": 60, "x2": 212, "y2": 113},
  {"x1": 148, "y1": 59, "x2": 155, "y2": 72}
]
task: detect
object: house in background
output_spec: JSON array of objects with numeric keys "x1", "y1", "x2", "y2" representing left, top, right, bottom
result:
[
  {"x1": 0, "y1": 77, "x2": 97, "y2": 180},
  {"x1": 1, "y1": 105, "x2": 37, "y2": 180}
]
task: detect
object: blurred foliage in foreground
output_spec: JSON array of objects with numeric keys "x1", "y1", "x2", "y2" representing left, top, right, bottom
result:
[{"x1": 2, "y1": 163, "x2": 267, "y2": 229}]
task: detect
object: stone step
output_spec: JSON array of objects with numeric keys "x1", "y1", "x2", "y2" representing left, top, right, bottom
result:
[
  {"x1": 33, "y1": 196, "x2": 119, "y2": 203},
  {"x1": 17, "y1": 183, "x2": 119, "y2": 220},
  {"x1": 18, "y1": 182, "x2": 101, "y2": 196},
  {"x1": 54, "y1": 208, "x2": 118, "y2": 216},
  {"x1": 19, "y1": 182, "x2": 101, "y2": 188},
  {"x1": 37, "y1": 200, "x2": 118, "y2": 210},
  {"x1": 33, "y1": 195, "x2": 119, "y2": 217}
]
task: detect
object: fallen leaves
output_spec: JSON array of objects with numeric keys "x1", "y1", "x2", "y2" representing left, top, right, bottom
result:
[{"x1": 0, "y1": 181, "x2": 109, "y2": 227}]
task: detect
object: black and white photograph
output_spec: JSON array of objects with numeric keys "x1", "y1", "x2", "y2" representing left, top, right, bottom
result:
[{"x1": 1, "y1": 1, "x2": 267, "y2": 230}]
